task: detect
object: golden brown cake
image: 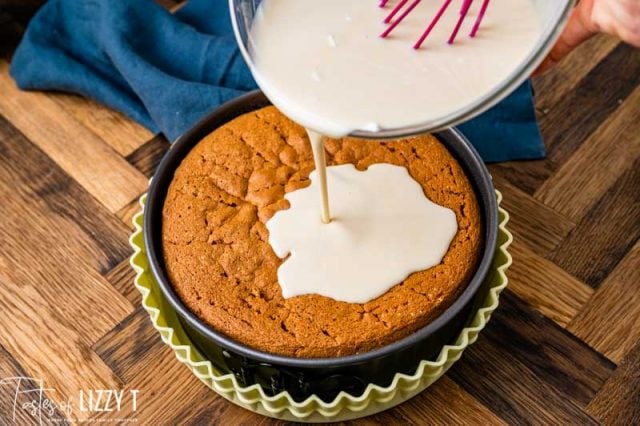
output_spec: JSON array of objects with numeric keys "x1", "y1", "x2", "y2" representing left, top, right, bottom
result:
[{"x1": 162, "y1": 106, "x2": 482, "y2": 358}]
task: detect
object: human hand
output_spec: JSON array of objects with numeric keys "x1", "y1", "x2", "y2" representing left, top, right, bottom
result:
[{"x1": 536, "y1": 0, "x2": 640, "y2": 73}]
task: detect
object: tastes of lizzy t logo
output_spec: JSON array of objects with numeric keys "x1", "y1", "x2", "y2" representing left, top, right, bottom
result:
[{"x1": 0, "y1": 376, "x2": 139, "y2": 424}]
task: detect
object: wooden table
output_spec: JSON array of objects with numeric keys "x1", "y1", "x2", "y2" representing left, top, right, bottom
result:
[{"x1": 1, "y1": 4, "x2": 639, "y2": 425}]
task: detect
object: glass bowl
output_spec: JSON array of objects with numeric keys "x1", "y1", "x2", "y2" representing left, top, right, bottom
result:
[{"x1": 229, "y1": 0, "x2": 575, "y2": 139}]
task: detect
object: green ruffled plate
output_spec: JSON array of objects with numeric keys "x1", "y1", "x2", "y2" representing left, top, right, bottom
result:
[{"x1": 129, "y1": 190, "x2": 512, "y2": 422}]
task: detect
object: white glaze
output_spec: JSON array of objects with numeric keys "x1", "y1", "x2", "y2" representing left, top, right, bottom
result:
[
  {"x1": 307, "y1": 129, "x2": 331, "y2": 224},
  {"x1": 250, "y1": 0, "x2": 541, "y2": 137},
  {"x1": 250, "y1": 0, "x2": 538, "y2": 303},
  {"x1": 266, "y1": 164, "x2": 458, "y2": 304}
]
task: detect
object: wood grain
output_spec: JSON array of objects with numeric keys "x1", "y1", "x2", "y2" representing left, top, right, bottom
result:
[
  {"x1": 180, "y1": 401, "x2": 239, "y2": 426},
  {"x1": 94, "y1": 349, "x2": 216, "y2": 424},
  {"x1": 535, "y1": 86, "x2": 640, "y2": 222},
  {"x1": 0, "y1": 280, "x2": 122, "y2": 422},
  {"x1": 0, "y1": 11, "x2": 639, "y2": 424},
  {"x1": 0, "y1": 117, "x2": 133, "y2": 422},
  {"x1": 493, "y1": 42, "x2": 640, "y2": 195},
  {"x1": 116, "y1": 195, "x2": 146, "y2": 231},
  {"x1": 587, "y1": 342, "x2": 640, "y2": 424},
  {"x1": 104, "y1": 259, "x2": 141, "y2": 306},
  {"x1": 51, "y1": 93, "x2": 153, "y2": 157},
  {"x1": 155, "y1": 0, "x2": 185, "y2": 9},
  {"x1": 0, "y1": 61, "x2": 147, "y2": 212},
  {"x1": 533, "y1": 35, "x2": 619, "y2": 110},
  {"x1": 0, "y1": 115, "x2": 133, "y2": 274},
  {"x1": 507, "y1": 240, "x2": 593, "y2": 327},
  {"x1": 93, "y1": 307, "x2": 168, "y2": 383},
  {"x1": 568, "y1": 241, "x2": 640, "y2": 363},
  {"x1": 549, "y1": 157, "x2": 640, "y2": 287},
  {"x1": 360, "y1": 377, "x2": 505, "y2": 425},
  {"x1": 0, "y1": 116, "x2": 134, "y2": 339},
  {"x1": 543, "y1": 43, "x2": 640, "y2": 165},
  {"x1": 493, "y1": 176, "x2": 575, "y2": 256},
  {"x1": 0, "y1": 343, "x2": 68, "y2": 425},
  {"x1": 489, "y1": 159, "x2": 553, "y2": 195},
  {"x1": 126, "y1": 134, "x2": 171, "y2": 178},
  {"x1": 449, "y1": 292, "x2": 614, "y2": 422}
]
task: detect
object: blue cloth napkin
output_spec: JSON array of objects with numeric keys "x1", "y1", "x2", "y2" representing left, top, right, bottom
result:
[{"x1": 10, "y1": 0, "x2": 544, "y2": 163}]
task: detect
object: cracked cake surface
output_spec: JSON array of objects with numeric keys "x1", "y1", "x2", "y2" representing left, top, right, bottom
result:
[{"x1": 162, "y1": 106, "x2": 482, "y2": 358}]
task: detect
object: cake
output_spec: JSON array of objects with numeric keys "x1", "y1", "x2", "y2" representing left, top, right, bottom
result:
[{"x1": 162, "y1": 106, "x2": 482, "y2": 358}]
